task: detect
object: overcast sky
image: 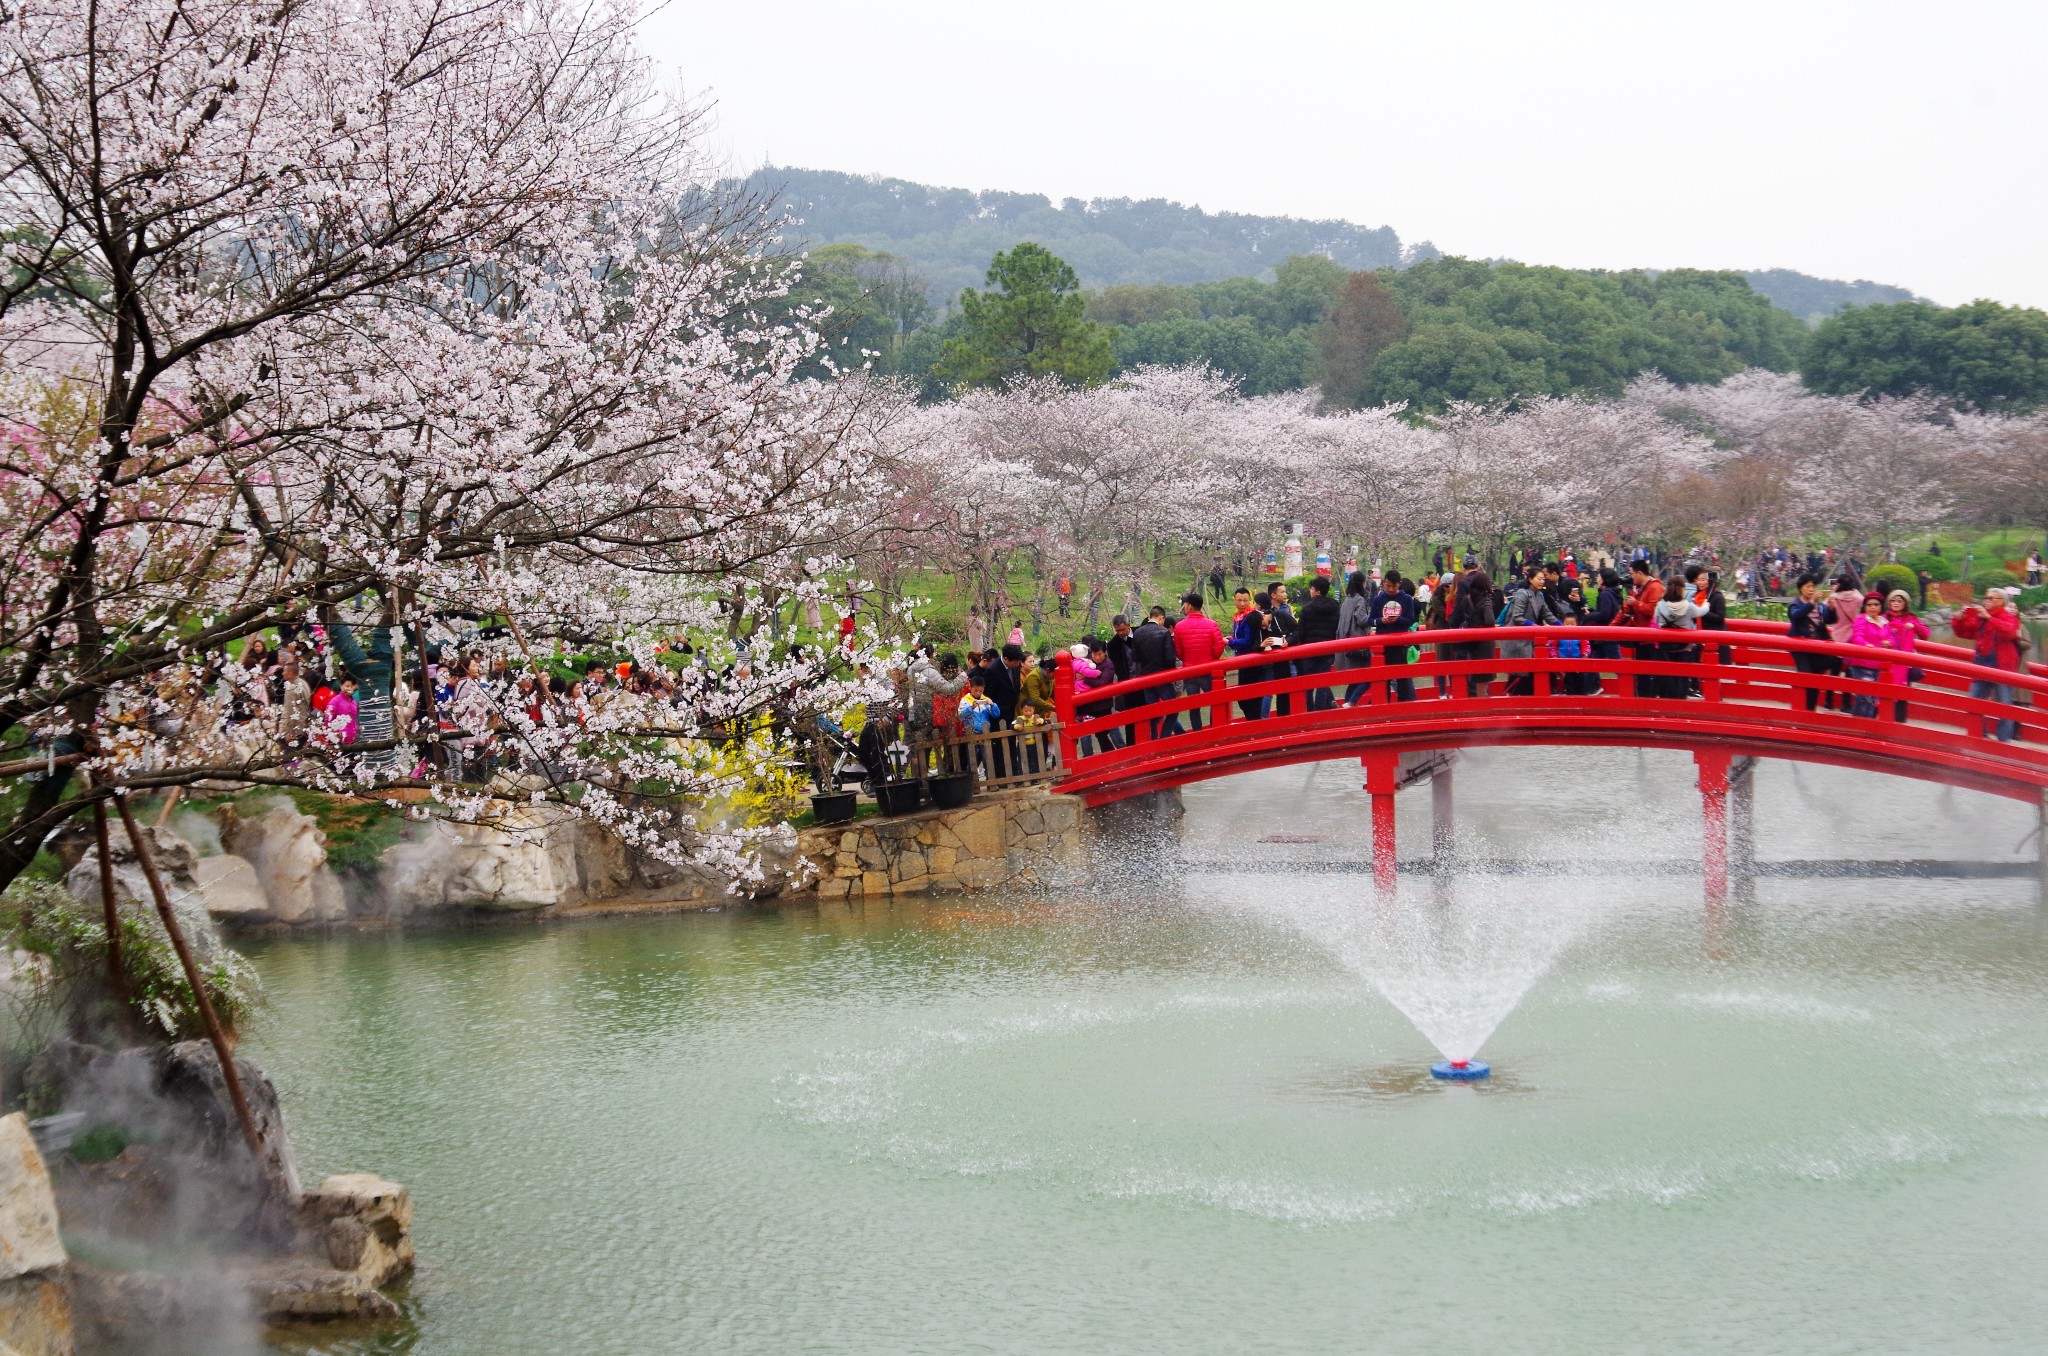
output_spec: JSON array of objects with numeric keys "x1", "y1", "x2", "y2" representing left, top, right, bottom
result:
[{"x1": 639, "y1": 0, "x2": 2045, "y2": 308}]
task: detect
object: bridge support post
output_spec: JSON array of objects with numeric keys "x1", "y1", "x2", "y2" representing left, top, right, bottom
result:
[
  {"x1": 1694, "y1": 750, "x2": 1731, "y2": 907},
  {"x1": 1729, "y1": 756, "x2": 1757, "y2": 904},
  {"x1": 2038, "y1": 787, "x2": 2048, "y2": 902},
  {"x1": 1362, "y1": 750, "x2": 1399, "y2": 895},
  {"x1": 1431, "y1": 768, "x2": 1455, "y2": 871}
]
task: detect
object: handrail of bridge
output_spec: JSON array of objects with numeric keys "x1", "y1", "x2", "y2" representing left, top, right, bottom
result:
[
  {"x1": 1721, "y1": 614, "x2": 2048, "y2": 681},
  {"x1": 1050, "y1": 622, "x2": 2048, "y2": 804}
]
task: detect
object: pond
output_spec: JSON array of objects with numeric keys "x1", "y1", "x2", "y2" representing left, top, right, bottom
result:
[{"x1": 245, "y1": 751, "x2": 2048, "y2": 1355}]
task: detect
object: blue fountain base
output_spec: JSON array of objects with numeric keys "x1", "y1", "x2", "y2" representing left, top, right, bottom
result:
[{"x1": 1431, "y1": 1060, "x2": 1491, "y2": 1081}]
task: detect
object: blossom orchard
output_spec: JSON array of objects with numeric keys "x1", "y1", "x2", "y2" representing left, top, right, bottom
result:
[
  {"x1": 876, "y1": 366, "x2": 2041, "y2": 620},
  {"x1": 0, "y1": 0, "x2": 907, "y2": 892}
]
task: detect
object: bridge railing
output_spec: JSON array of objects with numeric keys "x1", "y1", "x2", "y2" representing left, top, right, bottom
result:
[{"x1": 1051, "y1": 623, "x2": 2048, "y2": 798}]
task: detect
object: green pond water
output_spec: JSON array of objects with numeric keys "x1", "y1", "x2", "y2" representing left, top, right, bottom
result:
[{"x1": 244, "y1": 753, "x2": 2048, "y2": 1355}]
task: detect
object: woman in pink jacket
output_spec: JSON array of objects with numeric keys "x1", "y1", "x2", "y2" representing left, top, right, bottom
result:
[
  {"x1": 1847, "y1": 593, "x2": 1890, "y2": 719},
  {"x1": 1069, "y1": 641, "x2": 1117, "y2": 756},
  {"x1": 1879, "y1": 590, "x2": 1931, "y2": 722}
]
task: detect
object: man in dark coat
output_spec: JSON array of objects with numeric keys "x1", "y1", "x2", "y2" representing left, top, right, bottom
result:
[
  {"x1": 1131, "y1": 606, "x2": 1182, "y2": 736},
  {"x1": 1267, "y1": 581, "x2": 1300, "y2": 716},
  {"x1": 1292, "y1": 576, "x2": 1342, "y2": 710}
]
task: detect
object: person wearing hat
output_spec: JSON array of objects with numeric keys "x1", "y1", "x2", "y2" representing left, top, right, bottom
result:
[{"x1": 1878, "y1": 589, "x2": 1930, "y2": 723}]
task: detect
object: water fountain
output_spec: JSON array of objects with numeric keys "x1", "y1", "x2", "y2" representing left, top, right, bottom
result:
[{"x1": 1221, "y1": 859, "x2": 1619, "y2": 1080}]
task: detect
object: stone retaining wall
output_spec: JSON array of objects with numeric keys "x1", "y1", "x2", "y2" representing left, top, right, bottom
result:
[
  {"x1": 61, "y1": 787, "x2": 1088, "y2": 928},
  {"x1": 797, "y1": 788, "x2": 1085, "y2": 899}
]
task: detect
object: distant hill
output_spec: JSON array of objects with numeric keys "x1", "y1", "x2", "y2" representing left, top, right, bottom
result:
[
  {"x1": 740, "y1": 166, "x2": 1430, "y2": 304},
  {"x1": 740, "y1": 166, "x2": 1921, "y2": 325},
  {"x1": 1738, "y1": 269, "x2": 1924, "y2": 324}
]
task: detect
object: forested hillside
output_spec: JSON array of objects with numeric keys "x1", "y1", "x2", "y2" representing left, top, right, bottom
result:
[
  {"x1": 744, "y1": 165, "x2": 1918, "y2": 321},
  {"x1": 742, "y1": 166, "x2": 1426, "y2": 300}
]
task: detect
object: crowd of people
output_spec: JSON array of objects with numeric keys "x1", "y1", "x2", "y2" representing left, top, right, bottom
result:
[
  {"x1": 182, "y1": 612, "x2": 728, "y2": 782},
  {"x1": 887, "y1": 549, "x2": 2037, "y2": 780}
]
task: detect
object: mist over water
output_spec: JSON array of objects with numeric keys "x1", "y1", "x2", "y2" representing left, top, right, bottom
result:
[
  {"x1": 1208, "y1": 869, "x2": 1623, "y2": 1063},
  {"x1": 242, "y1": 748, "x2": 2048, "y2": 1355}
]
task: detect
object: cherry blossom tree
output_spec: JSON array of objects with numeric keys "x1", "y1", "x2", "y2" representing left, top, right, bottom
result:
[{"x1": 0, "y1": 0, "x2": 903, "y2": 891}]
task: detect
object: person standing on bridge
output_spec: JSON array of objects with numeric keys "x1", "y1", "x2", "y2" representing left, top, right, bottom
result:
[
  {"x1": 1370, "y1": 570, "x2": 1418, "y2": 703},
  {"x1": 1501, "y1": 564, "x2": 1563, "y2": 696},
  {"x1": 1878, "y1": 591, "x2": 1930, "y2": 723},
  {"x1": 1621, "y1": 561, "x2": 1664, "y2": 698},
  {"x1": 1651, "y1": 575, "x2": 1707, "y2": 700},
  {"x1": 1786, "y1": 574, "x2": 1842, "y2": 713},
  {"x1": 1448, "y1": 567, "x2": 1498, "y2": 698},
  {"x1": 1953, "y1": 587, "x2": 2026, "y2": 742},
  {"x1": 1132, "y1": 606, "x2": 1183, "y2": 738},
  {"x1": 1267, "y1": 581, "x2": 1300, "y2": 718},
  {"x1": 1336, "y1": 571, "x2": 1376, "y2": 707},
  {"x1": 1847, "y1": 592, "x2": 1893, "y2": 719},
  {"x1": 1173, "y1": 593, "x2": 1227, "y2": 732},
  {"x1": 1294, "y1": 576, "x2": 1343, "y2": 711}
]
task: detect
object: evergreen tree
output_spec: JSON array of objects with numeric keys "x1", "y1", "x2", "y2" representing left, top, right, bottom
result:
[{"x1": 932, "y1": 243, "x2": 1115, "y2": 390}]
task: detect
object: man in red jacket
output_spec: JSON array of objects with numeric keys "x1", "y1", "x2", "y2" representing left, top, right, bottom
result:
[
  {"x1": 1953, "y1": 587, "x2": 2026, "y2": 741},
  {"x1": 1620, "y1": 560, "x2": 1665, "y2": 698},
  {"x1": 1173, "y1": 592, "x2": 1227, "y2": 731}
]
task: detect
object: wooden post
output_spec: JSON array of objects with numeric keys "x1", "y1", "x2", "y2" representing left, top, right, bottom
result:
[
  {"x1": 1694, "y1": 750, "x2": 1731, "y2": 907},
  {"x1": 89, "y1": 801, "x2": 130, "y2": 1004},
  {"x1": 112, "y1": 794, "x2": 267, "y2": 1160},
  {"x1": 1362, "y1": 750, "x2": 1400, "y2": 895}
]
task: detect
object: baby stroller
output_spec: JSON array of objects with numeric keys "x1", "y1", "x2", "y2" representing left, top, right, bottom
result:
[{"x1": 810, "y1": 713, "x2": 870, "y2": 792}]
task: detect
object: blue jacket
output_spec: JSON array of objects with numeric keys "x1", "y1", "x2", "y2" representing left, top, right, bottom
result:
[{"x1": 1368, "y1": 590, "x2": 1416, "y2": 634}]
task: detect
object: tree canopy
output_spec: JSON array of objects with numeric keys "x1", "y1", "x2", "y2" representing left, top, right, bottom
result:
[
  {"x1": 1360, "y1": 260, "x2": 1810, "y2": 409},
  {"x1": 1801, "y1": 299, "x2": 2048, "y2": 412},
  {"x1": 931, "y1": 243, "x2": 1116, "y2": 389}
]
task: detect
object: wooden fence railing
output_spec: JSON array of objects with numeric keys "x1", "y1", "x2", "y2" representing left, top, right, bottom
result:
[{"x1": 915, "y1": 724, "x2": 1064, "y2": 791}]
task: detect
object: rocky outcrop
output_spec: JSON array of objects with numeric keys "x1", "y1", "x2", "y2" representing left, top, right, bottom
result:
[
  {"x1": 375, "y1": 807, "x2": 586, "y2": 913},
  {"x1": 220, "y1": 800, "x2": 347, "y2": 924},
  {"x1": 64, "y1": 824, "x2": 197, "y2": 918},
  {"x1": 297, "y1": 1174, "x2": 413, "y2": 1290},
  {"x1": 0, "y1": 1114, "x2": 71, "y2": 1356},
  {"x1": 45, "y1": 1040, "x2": 413, "y2": 1343},
  {"x1": 798, "y1": 788, "x2": 1084, "y2": 899},
  {"x1": 190, "y1": 855, "x2": 268, "y2": 919}
]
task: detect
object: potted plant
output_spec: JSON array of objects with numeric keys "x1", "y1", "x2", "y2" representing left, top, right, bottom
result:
[
  {"x1": 809, "y1": 789, "x2": 858, "y2": 825},
  {"x1": 874, "y1": 779, "x2": 924, "y2": 817},
  {"x1": 925, "y1": 770, "x2": 974, "y2": 811}
]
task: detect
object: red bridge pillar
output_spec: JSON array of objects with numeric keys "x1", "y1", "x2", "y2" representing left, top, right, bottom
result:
[
  {"x1": 1362, "y1": 751, "x2": 1400, "y2": 894},
  {"x1": 1694, "y1": 750, "x2": 1731, "y2": 907}
]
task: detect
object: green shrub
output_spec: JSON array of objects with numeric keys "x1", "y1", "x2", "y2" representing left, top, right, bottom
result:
[
  {"x1": 1900, "y1": 552, "x2": 1956, "y2": 582},
  {"x1": 1969, "y1": 567, "x2": 2021, "y2": 591},
  {"x1": 0, "y1": 879, "x2": 261, "y2": 1041},
  {"x1": 1863, "y1": 563, "x2": 1917, "y2": 600},
  {"x1": 69, "y1": 1125, "x2": 130, "y2": 1164},
  {"x1": 2019, "y1": 584, "x2": 2048, "y2": 610}
]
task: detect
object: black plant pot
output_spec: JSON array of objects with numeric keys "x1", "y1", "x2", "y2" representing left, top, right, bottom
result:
[
  {"x1": 874, "y1": 780, "x2": 925, "y2": 817},
  {"x1": 926, "y1": 772, "x2": 974, "y2": 811},
  {"x1": 809, "y1": 791, "x2": 857, "y2": 826}
]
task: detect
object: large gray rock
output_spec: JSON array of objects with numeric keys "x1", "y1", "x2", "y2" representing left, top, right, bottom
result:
[
  {"x1": 376, "y1": 806, "x2": 583, "y2": 912},
  {"x1": 222, "y1": 800, "x2": 346, "y2": 924},
  {"x1": 191, "y1": 855, "x2": 269, "y2": 920},
  {"x1": 64, "y1": 824, "x2": 198, "y2": 916},
  {"x1": 0, "y1": 1114, "x2": 71, "y2": 1356},
  {"x1": 297, "y1": 1174, "x2": 413, "y2": 1288},
  {"x1": 0, "y1": 1115, "x2": 64, "y2": 1280}
]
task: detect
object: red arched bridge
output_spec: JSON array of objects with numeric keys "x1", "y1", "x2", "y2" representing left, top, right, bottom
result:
[{"x1": 1049, "y1": 619, "x2": 2048, "y2": 897}]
